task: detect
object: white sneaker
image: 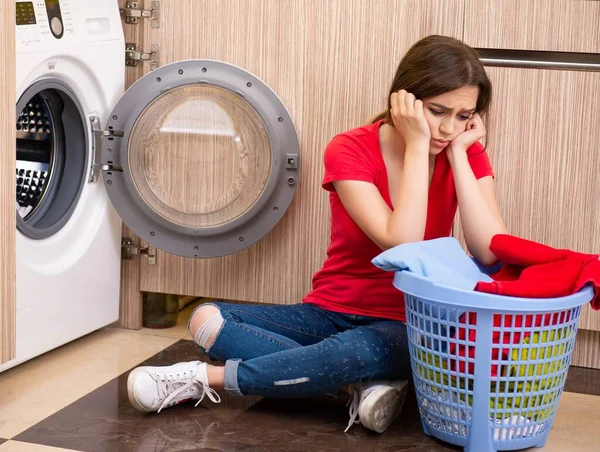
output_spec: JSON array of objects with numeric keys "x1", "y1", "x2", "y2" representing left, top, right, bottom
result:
[
  {"x1": 345, "y1": 380, "x2": 408, "y2": 433},
  {"x1": 127, "y1": 360, "x2": 221, "y2": 413}
]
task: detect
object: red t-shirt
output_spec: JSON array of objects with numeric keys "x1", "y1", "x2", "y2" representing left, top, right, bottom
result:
[{"x1": 302, "y1": 120, "x2": 495, "y2": 321}]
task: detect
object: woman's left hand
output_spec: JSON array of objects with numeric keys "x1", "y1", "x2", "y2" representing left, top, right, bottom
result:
[{"x1": 448, "y1": 113, "x2": 486, "y2": 154}]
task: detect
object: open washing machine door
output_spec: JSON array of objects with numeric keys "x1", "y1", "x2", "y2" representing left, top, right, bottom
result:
[{"x1": 98, "y1": 60, "x2": 300, "y2": 258}]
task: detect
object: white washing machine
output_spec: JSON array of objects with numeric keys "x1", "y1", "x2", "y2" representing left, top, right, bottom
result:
[
  {"x1": 3, "y1": 1, "x2": 301, "y2": 373},
  {"x1": 0, "y1": 0, "x2": 126, "y2": 372}
]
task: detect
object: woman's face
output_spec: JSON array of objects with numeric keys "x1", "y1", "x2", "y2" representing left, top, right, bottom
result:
[{"x1": 422, "y1": 85, "x2": 479, "y2": 155}]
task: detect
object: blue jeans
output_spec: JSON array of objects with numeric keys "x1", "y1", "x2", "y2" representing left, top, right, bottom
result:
[{"x1": 194, "y1": 302, "x2": 412, "y2": 398}]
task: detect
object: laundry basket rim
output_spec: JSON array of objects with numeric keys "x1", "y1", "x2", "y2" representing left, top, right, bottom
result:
[{"x1": 393, "y1": 271, "x2": 594, "y2": 312}]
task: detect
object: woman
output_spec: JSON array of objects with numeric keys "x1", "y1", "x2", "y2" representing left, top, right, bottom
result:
[{"x1": 127, "y1": 35, "x2": 507, "y2": 434}]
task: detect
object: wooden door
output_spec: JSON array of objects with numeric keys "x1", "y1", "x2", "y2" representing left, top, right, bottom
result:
[
  {"x1": 120, "y1": 0, "x2": 466, "y2": 310},
  {"x1": 1, "y1": 0, "x2": 16, "y2": 364}
]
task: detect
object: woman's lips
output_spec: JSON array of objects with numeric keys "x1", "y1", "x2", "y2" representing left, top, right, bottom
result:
[{"x1": 432, "y1": 138, "x2": 449, "y2": 148}]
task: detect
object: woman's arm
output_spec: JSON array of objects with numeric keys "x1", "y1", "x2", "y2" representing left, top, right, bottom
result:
[
  {"x1": 334, "y1": 148, "x2": 429, "y2": 251},
  {"x1": 448, "y1": 114, "x2": 507, "y2": 264},
  {"x1": 449, "y1": 153, "x2": 507, "y2": 264},
  {"x1": 333, "y1": 90, "x2": 431, "y2": 251}
]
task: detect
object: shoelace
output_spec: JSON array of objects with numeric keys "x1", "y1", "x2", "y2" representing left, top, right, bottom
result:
[
  {"x1": 156, "y1": 370, "x2": 221, "y2": 413},
  {"x1": 345, "y1": 386, "x2": 361, "y2": 433}
]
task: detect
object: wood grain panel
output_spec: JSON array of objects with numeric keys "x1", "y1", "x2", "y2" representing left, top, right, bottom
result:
[
  {"x1": 118, "y1": 0, "x2": 145, "y2": 329},
  {"x1": 579, "y1": 304, "x2": 600, "y2": 332},
  {"x1": 0, "y1": 0, "x2": 16, "y2": 363},
  {"x1": 119, "y1": 0, "x2": 145, "y2": 89},
  {"x1": 118, "y1": 226, "x2": 143, "y2": 329},
  {"x1": 133, "y1": 0, "x2": 465, "y2": 304},
  {"x1": 464, "y1": 0, "x2": 600, "y2": 53},
  {"x1": 571, "y1": 329, "x2": 600, "y2": 369},
  {"x1": 455, "y1": 67, "x2": 600, "y2": 252}
]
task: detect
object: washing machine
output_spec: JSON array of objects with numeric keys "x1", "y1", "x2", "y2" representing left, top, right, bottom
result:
[
  {"x1": 0, "y1": 0, "x2": 125, "y2": 373},
  {"x1": 2, "y1": 0, "x2": 300, "y2": 372}
]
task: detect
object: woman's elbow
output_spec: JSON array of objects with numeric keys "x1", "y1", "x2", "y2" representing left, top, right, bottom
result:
[
  {"x1": 471, "y1": 247, "x2": 498, "y2": 267},
  {"x1": 478, "y1": 254, "x2": 499, "y2": 267},
  {"x1": 378, "y1": 234, "x2": 425, "y2": 251}
]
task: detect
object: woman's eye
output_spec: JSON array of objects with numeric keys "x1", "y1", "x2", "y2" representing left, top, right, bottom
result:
[
  {"x1": 429, "y1": 109, "x2": 444, "y2": 116},
  {"x1": 458, "y1": 115, "x2": 471, "y2": 121}
]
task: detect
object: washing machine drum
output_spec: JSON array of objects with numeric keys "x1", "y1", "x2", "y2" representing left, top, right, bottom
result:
[
  {"x1": 15, "y1": 81, "x2": 88, "y2": 240},
  {"x1": 102, "y1": 60, "x2": 301, "y2": 258}
]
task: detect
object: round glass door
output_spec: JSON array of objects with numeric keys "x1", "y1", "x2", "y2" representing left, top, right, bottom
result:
[
  {"x1": 102, "y1": 60, "x2": 300, "y2": 258},
  {"x1": 128, "y1": 84, "x2": 272, "y2": 229}
]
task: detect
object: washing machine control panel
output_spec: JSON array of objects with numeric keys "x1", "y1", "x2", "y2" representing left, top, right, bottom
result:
[
  {"x1": 16, "y1": 0, "x2": 73, "y2": 46},
  {"x1": 16, "y1": 1, "x2": 36, "y2": 26}
]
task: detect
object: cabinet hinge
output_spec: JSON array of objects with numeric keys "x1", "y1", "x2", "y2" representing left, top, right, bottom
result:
[
  {"x1": 122, "y1": 238, "x2": 157, "y2": 265},
  {"x1": 120, "y1": 1, "x2": 160, "y2": 28},
  {"x1": 125, "y1": 43, "x2": 160, "y2": 71}
]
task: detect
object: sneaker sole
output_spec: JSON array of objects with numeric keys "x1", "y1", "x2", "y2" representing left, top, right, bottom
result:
[
  {"x1": 127, "y1": 367, "x2": 153, "y2": 413},
  {"x1": 358, "y1": 383, "x2": 408, "y2": 433}
]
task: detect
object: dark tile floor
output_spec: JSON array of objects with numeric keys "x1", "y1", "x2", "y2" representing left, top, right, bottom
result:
[
  {"x1": 14, "y1": 340, "x2": 460, "y2": 452},
  {"x1": 11, "y1": 339, "x2": 600, "y2": 452}
]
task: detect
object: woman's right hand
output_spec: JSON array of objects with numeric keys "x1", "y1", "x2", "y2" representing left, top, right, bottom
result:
[{"x1": 390, "y1": 90, "x2": 431, "y2": 149}]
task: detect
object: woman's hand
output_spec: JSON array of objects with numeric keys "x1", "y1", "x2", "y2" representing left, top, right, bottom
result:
[
  {"x1": 448, "y1": 113, "x2": 486, "y2": 154},
  {"x1": 390, "y1": 90, "x2": 431, "y2": 150}
]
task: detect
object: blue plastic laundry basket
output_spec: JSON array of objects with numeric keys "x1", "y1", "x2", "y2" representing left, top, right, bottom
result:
[{"x1": 393, "y1": 269, "x2": 594, "y2": 452}]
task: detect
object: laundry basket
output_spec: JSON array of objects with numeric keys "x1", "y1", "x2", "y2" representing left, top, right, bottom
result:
[{"x1": 393, "y1": 269, "x2": 594, "y2": 452}]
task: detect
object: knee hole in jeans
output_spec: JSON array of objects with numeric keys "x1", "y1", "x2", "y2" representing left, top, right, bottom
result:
[{"x1": 189, "y1": 304, "x2": 224, "y2": 350}]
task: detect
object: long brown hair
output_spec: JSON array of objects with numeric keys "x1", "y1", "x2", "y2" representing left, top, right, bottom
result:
[{"x1": 371, "y1": 35, "x2": 491, "y2": 123}]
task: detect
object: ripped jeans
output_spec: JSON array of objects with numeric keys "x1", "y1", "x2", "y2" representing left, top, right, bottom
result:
[{"x1": 194, "y1": 302, "x2": 412, "y2": 398}]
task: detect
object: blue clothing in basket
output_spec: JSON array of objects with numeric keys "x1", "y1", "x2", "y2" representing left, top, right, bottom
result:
[
  {"x1": 372, "y1": 238, "x2": 493, "y2": 352},
  {"x1": 372, "y1": 237, "x2": 493, "y2": 289}
]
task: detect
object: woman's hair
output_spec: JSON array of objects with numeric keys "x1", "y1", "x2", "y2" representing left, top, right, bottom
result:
[{"x1": 371, "y1": 35, "x2": 492, "y2": 123}]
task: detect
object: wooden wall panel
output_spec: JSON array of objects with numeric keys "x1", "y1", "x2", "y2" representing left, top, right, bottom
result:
[
  {"x1": 579, "y1": 304, "x2": 600, "y2": 332},
  {"x1": 454, "y1": 67, "x2": 600, "y2": 251},
  {"x1": 131, "y1": 0, "x2": 465, "y2": 304},
  {"x1": 571, "y1": 329, "x2": 600, "y2": 369},
  {"x1": 117, "y1": 0, "x2": 145, "y2": 329},
  {"x1": 486, "y1": 67, "x2": 600, "y2": 253},
  {"x1": 464, "y1": 0, "x2": 600, "y2": 53},
  {"x1": 0, "y1": 0, "x2": 16, "y2": 363},
  {"x1": 118, "y1": 226, "x2": 143, "y2": 329}
]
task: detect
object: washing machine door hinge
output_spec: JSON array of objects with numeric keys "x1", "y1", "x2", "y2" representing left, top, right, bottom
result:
[
  {"x1": 120, "y1": 1, "x2": 160, "y2": 28},
  {"x1": 122, "y1": 238, "x2": 157, "y2": 265},
  {"x1": 89, "y1": 116, "x2": 124, "y2": 182}
]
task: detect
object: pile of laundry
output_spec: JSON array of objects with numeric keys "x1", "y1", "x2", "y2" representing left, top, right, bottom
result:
[
  {"x1": 373, "y1": 233, "x2": 600, "y2": 310},
  {"x1": 372, "y1": 234, "x2": 600, "y2": 440}
]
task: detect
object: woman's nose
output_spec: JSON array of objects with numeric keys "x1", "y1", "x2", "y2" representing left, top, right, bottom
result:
[{"x1": 439, "y1": 118, "x2": 454, "y2": 136}]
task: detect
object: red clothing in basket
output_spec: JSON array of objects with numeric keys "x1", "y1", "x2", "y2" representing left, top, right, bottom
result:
[
  {"x1": 450, "y1": 234, "x2": 600, "y2": 376},
  {"x1": 475, "y1": 234, "x2": 600, "y2": 310}
]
